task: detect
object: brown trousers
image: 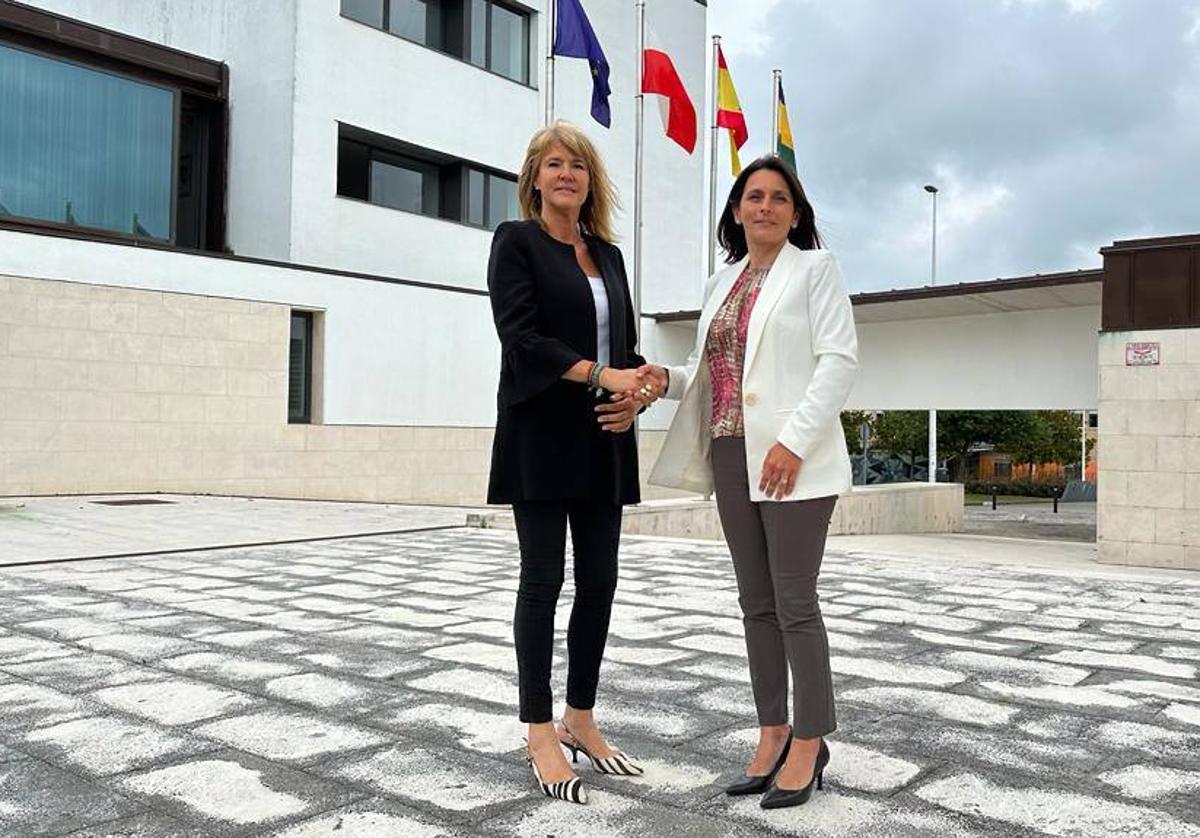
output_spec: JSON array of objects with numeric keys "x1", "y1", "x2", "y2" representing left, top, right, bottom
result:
[{"x1": 711, "y1": 436, "x2": 838, "y2": 738}]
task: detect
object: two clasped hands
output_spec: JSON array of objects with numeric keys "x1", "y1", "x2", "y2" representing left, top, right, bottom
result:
[{"x1": 596, "y1": 364, "x2": 801, "y2": 500}]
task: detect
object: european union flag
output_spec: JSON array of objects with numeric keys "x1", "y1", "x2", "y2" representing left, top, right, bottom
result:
[{"x1": 553, "y1": 0, "x2": 611, "y2": 128}]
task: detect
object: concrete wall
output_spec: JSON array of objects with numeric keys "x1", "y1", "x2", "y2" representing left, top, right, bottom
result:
[{"x1": 1096, "y1": 328, "x2": 1200, "y2": 570}]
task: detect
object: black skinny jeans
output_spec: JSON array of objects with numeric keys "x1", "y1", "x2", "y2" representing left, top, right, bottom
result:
[{"x1": 512, "y1": 499, "x2": 623, "y2": 724}]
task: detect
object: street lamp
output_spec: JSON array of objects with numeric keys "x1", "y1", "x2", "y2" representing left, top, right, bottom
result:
[{"x1": 924, "y1": 184, "x2": 938, "y2": 483}]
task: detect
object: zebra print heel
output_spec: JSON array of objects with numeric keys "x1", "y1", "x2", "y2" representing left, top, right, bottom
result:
[
  {"x1": 526, "y1": 745, "x2": 588, "y2": 804},
  {"x1": 559, "y1": 725, "x2": 644, "y2": 777}
]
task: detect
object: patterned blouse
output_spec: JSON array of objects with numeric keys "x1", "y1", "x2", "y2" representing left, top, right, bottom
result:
[{"x1": 705, "y1": 265, "x2": 770, "y2": 438}]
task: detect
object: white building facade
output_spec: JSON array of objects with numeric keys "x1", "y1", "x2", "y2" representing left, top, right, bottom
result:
[{"x1": 0, "y1": 0, "x2": 707, "y2": 502}]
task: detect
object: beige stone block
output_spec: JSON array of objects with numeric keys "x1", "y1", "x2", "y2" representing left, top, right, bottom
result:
[
  {"x1": 0, "y1": 357, "x2": 39, "y2": 389},
  {"x1": 1185, "y1": 437, "x2": 1200, "y2": 474},
  {"x1": 1097, "y1": 471, "x2": 1127, "y2": 506},
  {"x1": 60, "y1": 330, "x2": 111, "y2": 362},
  {"x1": 412, "y1": 426, "x2": 448, "y2": 450},
  {"x1": 1124, "y1": 400, "x2": 1186, "y2": 436},
  {"x1": 227, "y1": 369, "x2": 270, "y2": 397},
  {"x1": 184, "y1": 310, "x2": 232, "y2": 340},
  {"x1": 1097, "y1": 504, "x2": 1154, "y2": 542},
  {"x1": 110, "y1": 333, "x2": 163, "y2": 364},
  {"x1": 376, "y1": 473, "x2": 414, "y2": 501},
  {"x1": 135, "y1": 365, "x2": 186, "y2": 395},
  {"x1": 182, "y1": 366, "x2": 228, "y2": 396},
  {"x1": 160, "y1": 393, "x2": 206, "y2": 423},
  {"x1": 1097, "y1": 333, "x2": 1126, "y2": 367},
  {"x1": 32, "y1": 359, "x2": 87, "y2": 390},
  {"x1": 1100, "y1": 367, "x2": 1158, "y2": 401},
  {"x1": 1098, "y1": 402, "x2": 1126, "y2": 435},
  {"x1": 1187, "y1": 402, "x2": 1200, "y2": 438},
  {"x1": 36, "y1": 297, "x2": 91, "y2": 330},
  {"x1": 377, "y1": 426, "x2": 416, "y2": 450},
  {"x1": 244, "y1": 396, "x2": 283, "y2": 424},
  {"x1": 1187, "y1": 545, "x2": 1200, "y2": 571},
  {"x1": 62, "y1": 392, "x2": 113, "y2": 421},
  {"x1": 55, "y1": 422, "x2": 94, "y2": 452},
  {"x1": 228, "y1": 313, "x2": 272, "y2": 344},
  {"x1": 1158, "y1": 366, "x2": 1200, "y2": 401},
  {"x1": 1126, "y1": 541, "x2": 1187, "y2": 569},
  {"x1": 136, "y1": 304, "x2": 186, "y2": 336},
  {"x1": 1155, "y1": 508, "x2": 1198, "y2": 547},
  {"x1": 203, "y1": 395, "x2": 247, "y2": 424},
  {"x1": 1186, "y1": 330, "x2": 1200, "y2": 364},
  {"x1": 83, "y1": 423, "x2": 140, "y2": 452},
  {"x1": 88, "y1": 361, "x2": 138, "y2": 392},
  {"x1": 1155, "y1": 437, "x2": 1187, "y2": 473},
  {"x1": 156, "y1": 450, "x2": 204, "y2": 481},
  {"x1": 161, "y1": 335, "x2": 213, "y2": 368},
  {"x1": 112, "y1": 392, "x2": 161, "y2": 422},
  {"x1": 202, "y1": 450, "x2": 246, "y2": 479},
  {"x1": 0, "y1": 420, "x2": 58, "y2": 452},
  {"x1": 0, "y1": 276, "x2": 10, "y2": 293},
  {"x1": 1187, "y1": 474, "x2": 1200, "y2": 510},
  {"x1": 8, "y1": 326, "x2": 68, "y2": 359},
  {"x1": 5, "y1": 390, "x2": 63, "y2": 421},
  {"x1": 0, "y1": 293, "x2": 38, "y2": 326},
  {"x1": 89, "y1": 301, "x2": 138, "y2": 332},
  {"x1": 1127, "y1": 471, "x2": 1185, "y2": 509},
  {"x1": 1101, "y1": 435, "x2": 1156, "y2": 472}
]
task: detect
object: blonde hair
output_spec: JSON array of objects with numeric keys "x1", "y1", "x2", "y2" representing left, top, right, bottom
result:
[{"x1": 518, "y1": 121, "x2": 619, "y2": 243}]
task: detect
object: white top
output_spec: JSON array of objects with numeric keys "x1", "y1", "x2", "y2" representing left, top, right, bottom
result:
[{"x1": 588, "y1": 276, "x2": 610, "y2": 368}]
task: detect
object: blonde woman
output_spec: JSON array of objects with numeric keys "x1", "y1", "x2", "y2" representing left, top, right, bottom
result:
[
  {"x1": 487, "y1": 122, "x2": 655, "y2": 805},
  {"x1": 644, "y1": 156, "x2": 858, "y2": 809}
]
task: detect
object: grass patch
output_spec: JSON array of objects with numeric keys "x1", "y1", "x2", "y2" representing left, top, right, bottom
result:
[{"x1": 964, "y1": 493, "x2": 1052, "y2": 506}]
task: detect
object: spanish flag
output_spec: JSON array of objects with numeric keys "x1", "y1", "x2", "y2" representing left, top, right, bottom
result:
[
  {"x1": 776, "y1": 83, "x2": 797, "y2": 173},
  {"x1": 715, "y1": 46, "x2": 748, "y2": 175}
]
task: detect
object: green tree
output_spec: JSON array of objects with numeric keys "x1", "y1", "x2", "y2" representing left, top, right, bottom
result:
[
  {"x1": 841, "y1": 410, "x2": 873, "y2": 456},
  {"x1": 871, "y1": 410, "x2": 928, "y2": 478}
]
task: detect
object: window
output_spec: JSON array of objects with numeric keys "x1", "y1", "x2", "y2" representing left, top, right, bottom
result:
[
  {"x1": 341, "y1": 0, "x2": 531, "y2": 84},
  {"x1": 288, "y1": 311, "x2": 314, "y2": 424},
  {"x1": 337, "y1": 126, "x2": 519, "y2": 230},
  {"x1": 0, "y1": 6, "x2": 227, "y2": 250}
]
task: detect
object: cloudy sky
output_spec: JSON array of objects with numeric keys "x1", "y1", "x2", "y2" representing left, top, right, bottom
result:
[{"x1": 705, "y1": 0, "x2": 1200, "y2": 292}]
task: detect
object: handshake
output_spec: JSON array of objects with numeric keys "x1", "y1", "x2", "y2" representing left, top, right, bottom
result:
[{"x1": 594, "y1": 364, "x2": 670, "y2": 434}]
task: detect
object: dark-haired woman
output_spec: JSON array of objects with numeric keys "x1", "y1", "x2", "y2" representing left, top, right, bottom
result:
[{"x1": 642, "y1": 156, "x2": 858, "y2": 810}]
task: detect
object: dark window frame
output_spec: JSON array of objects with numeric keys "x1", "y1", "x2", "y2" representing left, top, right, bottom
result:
[
  {"x1": 340, "y1": 0, "x2": 534, "y2": 88},
  {"x1": 336, "y1": 124, "x2": 518, "y2": 231},
  {"x1": 288, "y1": 310, "x2": 315, "y2": 425},
  {"x1": 0, "y1": 3, "x2": 229, "y2": 252}
]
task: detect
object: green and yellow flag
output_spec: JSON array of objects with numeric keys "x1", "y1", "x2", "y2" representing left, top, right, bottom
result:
[{"x1": 776, "y1": 83, "x2": 797, "y2": 173}]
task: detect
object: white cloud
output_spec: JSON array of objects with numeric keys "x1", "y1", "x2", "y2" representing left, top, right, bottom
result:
[{"x1": 707, "y1": 0, "x2": 785, "y2": 57}]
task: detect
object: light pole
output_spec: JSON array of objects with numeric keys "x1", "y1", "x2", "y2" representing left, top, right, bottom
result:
[{"x1": 924, "y1": 184, "x2": 938, "y2": 483}]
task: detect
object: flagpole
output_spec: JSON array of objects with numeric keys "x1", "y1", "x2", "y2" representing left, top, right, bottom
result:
[
  {"x1": 545, "y1": 0, "x2": 557, "y2": 124},
  {"x1": 707, "y1": 35, "x2": 720, "y2": 278},
  {"x1": 633, "y1": 0, "x2": 646, "y2": 347},
  {"x1": 771, "y1": 68, "x2": 781, "y2": 156}
]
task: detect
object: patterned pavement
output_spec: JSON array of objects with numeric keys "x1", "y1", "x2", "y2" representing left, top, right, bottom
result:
[{"x1": 1, "y1": 527, "x2": 1199, "y2": 837}]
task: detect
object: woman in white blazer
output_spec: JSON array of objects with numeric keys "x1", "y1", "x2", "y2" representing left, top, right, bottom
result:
[{"x1": 641, "y1": 156, "x2": 858, "y2": 810}]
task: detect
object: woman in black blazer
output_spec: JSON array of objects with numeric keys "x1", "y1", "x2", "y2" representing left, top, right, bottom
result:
[{"x1": 488, "y1": 122, "x2": 657, "y2": 805}]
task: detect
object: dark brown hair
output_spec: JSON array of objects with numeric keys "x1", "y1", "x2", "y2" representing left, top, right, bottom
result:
[{"x1": 717, "y1": 155, "x2": 821, "y2": 264}]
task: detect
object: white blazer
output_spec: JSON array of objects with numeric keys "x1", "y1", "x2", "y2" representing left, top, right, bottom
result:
[{"x1": 649, "y1": 244, "x2": 859, "y2": 502}]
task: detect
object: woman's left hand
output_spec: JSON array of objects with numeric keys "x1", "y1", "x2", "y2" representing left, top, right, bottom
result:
[
  {"x1": 760, "y1": 443, "x2": 803, "y2": 499},
  {"x1": 596, "y1": 391, "x2": 639, "y2": 433}
]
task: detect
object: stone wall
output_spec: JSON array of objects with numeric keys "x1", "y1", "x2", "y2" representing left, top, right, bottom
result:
[{"x1": 1096, "y1": 328, "x2": 1200, "y2": 569}]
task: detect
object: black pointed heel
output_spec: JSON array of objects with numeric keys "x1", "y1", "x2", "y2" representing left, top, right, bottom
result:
[
  {"x1": 760, "y1": 738, "x2": 830, "y2": 809},
  {"x1": 725, "y1": 729, "x2": 792, "y2": 796}
]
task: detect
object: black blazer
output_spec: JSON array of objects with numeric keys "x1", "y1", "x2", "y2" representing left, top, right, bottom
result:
[{"x1": 486, "y1": 219, "x2": 645, "y2": 505}]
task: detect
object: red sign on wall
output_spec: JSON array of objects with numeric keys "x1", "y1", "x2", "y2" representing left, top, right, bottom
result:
[{"x1": 1125, "y1": 342, "x2": 1160, "y2": 366}]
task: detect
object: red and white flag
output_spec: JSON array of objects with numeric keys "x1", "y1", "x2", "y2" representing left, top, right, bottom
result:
[{"x1": 642, "y1": 41, "x2": 697, "y2": 154}]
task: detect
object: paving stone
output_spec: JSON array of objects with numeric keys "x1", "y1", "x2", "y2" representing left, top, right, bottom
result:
[
  {"x1": 22, "y1": 714, "x2": 214, "y2": 776},
  {"x1": 260, "y1": 799, "x2": 463, "y2": 838},
  {"x1": 264, "y1": 672, "x2": 393, "y2": 712},
  {"x1": 52, "y1": 811, "x2": 209, "y2": 837},
  {"x1": 0, "y1": 681, "x2": 94, "y2": 732},
  {"x1": 91, "y1": 677, "x2": 259, "y2": 725},
  {"x1": 194, "y1": 710, "x2": 390, "y2": 763},
  {"x1": 120, "y1": 750, "x2": 359, "y2": 835},
  {"x1": 914, "y1": 772, "x2": 1200, "y2": 838},
  {"x1": 0, "y1": 759, "x2": 144, "y2": 837}
]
